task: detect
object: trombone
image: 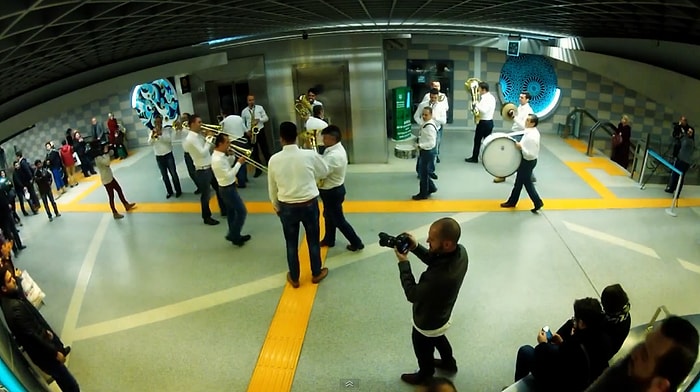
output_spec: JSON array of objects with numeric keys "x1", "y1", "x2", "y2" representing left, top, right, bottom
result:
[{"x1": 200, "y1": 124, "x2": 268, "y2": 173}]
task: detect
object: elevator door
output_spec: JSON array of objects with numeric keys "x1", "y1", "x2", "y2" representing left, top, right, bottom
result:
[{"x1": 293, "y1": 62, "x2": 353, "y2": 162}]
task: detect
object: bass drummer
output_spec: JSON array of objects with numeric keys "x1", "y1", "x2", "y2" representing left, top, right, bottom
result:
[
  {"x1": 494, "y1": 91, "x2": 534, "y2": 183},
  {"x1": 500, "y1": 114, "x2": 544, "y2": 213}
]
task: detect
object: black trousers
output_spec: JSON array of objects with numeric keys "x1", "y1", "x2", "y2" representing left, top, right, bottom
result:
[
  {"x1": 155, "y1": 152, "x2": 182, "y2": 195},
  {"x1": 183, "y1": 153, "x2": 199, "y2": 191},
  {"x1": 195, "y1": 168, "x2": 225, "y2": 220},
  {"x1": 319, "y1": 184, "x2": 362, "y2": 247},
  {"x1": 470, "y1": 119, "x2": 494, "y2": 160},
  {"x1": 506, "y1": 159, "x2": 542, "y2": 207},
  {"x1": 411, "y1": 327, "x2": 454, "y2": 378},
  {"x1": 251, "y1": 128, "x2": 272, "y2": 167}
]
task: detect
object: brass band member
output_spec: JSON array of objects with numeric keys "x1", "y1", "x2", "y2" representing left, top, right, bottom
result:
[
  {"x1": 413, "y1": 106, "x2": 438, "y2": 200},
  {"x1": 241, "y1": 95, "x2": 271, "y2": 177},
  {"x1": 318, "y1": 125, "x2": 364, "y2": 252},
  {"x1": 465, "y1": 82, "x2": 496, "y2": 163},
  {"x1": 211, "y1": 133, "x2": 250, "y2": 246},
  {"x1": 414, "y1": 88, "x2": 446, "y2": 180},
  {"x1": 180, "y1": 113, "x2": 201, "y2": 194},
  {"x1": 421, "y1": 81, "x2": 449, "y2": 164},
  {"x1": 500, "y1": 114, "x2": 544, "y2": 213},
  {"x1": 307, "y1": 88, "x2": 323, "y2": 108},
  {"x1": 182, "y1": 114, "x2": 226, "y2": 225},
  {"x1": 220, "y1": 109, "x2": 248, "y2": 187},
  {"x1": 305, "y1": 105, "x2": 328, "y2": 153},
  {"x1": 268, "y1": 122, "x2": 329, "y2": 288},
  {"x1": 494, "y1": 91, "x2": 534, "y2": 183},
  {"x1": 148, "y1": 114, "x2": 182, "y2": 198}
]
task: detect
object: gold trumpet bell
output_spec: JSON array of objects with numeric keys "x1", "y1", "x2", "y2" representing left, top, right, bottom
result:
[{"x1": 501, "y1": 103, "x2": 517, "y2": 121}]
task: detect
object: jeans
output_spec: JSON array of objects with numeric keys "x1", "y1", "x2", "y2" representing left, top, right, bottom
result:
[
  {"x1": 39, "y1": 191, "x2": 59, "y2": 218},
  {"x1": 417, "y1": 149, "x2": 437, "y2": 196},
  {"x1": 319, "y1": 185, "x2": 362, "y2": 247},
  {"x1": 39, "y1": 361, "x2": 80, "y2": 392},
  {"x1": 50, "y1": 168, "x2": 65, "y2": 190},
  {"x1": 219, "y1": 184, "x2": 247, "y2": 241},
  {"x1": 103, "y1": 179, "x2": 129, "y2": 214},
  {"x1": 195, "y1": 168, "x2": 226, "y2": 220},
  {"x1": 506, "y1": 159, "x2": 542, "y2": 207},
  {"x1": 514, "y1": 345, "x2": 536, "y2": 382},
  {"x1": 470, "y1": 119, "x2": 494, "y2": 160},
  {"x1": 155, "y1": 152, "x2": 182, "y2": 195},
  {"x1": 436, "y1": 126, "x2": 443, "y2": 156},
  {"x1": 278, "y1": 199, "x2": 322, "y2": 281},
  {"x1": 411, "y1": 327, "x2": 454, "y2": 378},
  {"x1": 183, "y1": 153, "x2": 199, "y2": 191}
]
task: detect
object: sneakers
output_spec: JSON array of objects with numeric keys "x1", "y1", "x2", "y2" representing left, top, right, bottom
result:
[{"x1": 311, "y1": 268, "x2": 329, "y2": 284}]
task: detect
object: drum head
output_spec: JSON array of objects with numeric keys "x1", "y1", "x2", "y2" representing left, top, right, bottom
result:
[{"x1": 480, "y1": 133, "x2": 522, "y2": 177}]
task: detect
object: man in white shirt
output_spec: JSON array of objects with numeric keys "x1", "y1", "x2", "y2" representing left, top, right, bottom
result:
[
  {"x1": 148, "y1": 115, "x2": 182, "y2": 198},
  {"x1": 494, "y1": 91, "x2": 534, "y2": 183},
  {"x1": 500, "y1": 114, "x2": 544, "y2": 213},
  {"x1": 268, "y1": 121, "x2": 329, "y2": 288},
  {"x1": 241, "y1": 95, "x2": 271, "y2": 177},
  {"x1": 413, "y1": 107, "x2": 438, "y2": 200},
  {"x1": 182, "y1": 114, "x2": 226, "y2": 225},
  {"x1": 414, "y1": 89, "x2": 447, "y2": 180},
  {"x1": 307, "y1": 88, "x2": 323, "y2": 108},
  {"x1": 318, "y1": 125, "x2": 364, "y2": 252},
  {"x1": 466, "y1": 82, "x2": 496, "y2": 163},
  {"x1": 305, "y1": 105, "x2": 328, "y2": 153},
  {"x1": 220, "y1": 109, "x2": 248, "y2": 186},
  {"x1": 421, "y1": 82, "x2": 449, "y2": 164},
  {"x1": 211, "y1": 133, "x2": 250, "y2": 246}
]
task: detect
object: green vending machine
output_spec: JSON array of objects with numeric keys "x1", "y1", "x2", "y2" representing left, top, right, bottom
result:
[{"x1": 391, "y1": 87, "x2": 412, "y2": 141}]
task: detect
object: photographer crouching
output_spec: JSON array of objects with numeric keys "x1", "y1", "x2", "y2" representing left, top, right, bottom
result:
[{"x1": 381, "y1": 217, "x2": 469, "y2": 386}]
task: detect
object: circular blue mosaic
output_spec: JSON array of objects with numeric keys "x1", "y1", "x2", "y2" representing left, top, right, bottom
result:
[{"x1": 499, "y1": 54, "x2": 559, "y2": 116}]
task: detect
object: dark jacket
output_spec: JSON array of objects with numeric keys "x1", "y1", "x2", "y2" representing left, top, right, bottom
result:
[
  {"x1": 398, "y1": 244, "x2": 468, "y2": 330},
  {"x1": 11, "y1": 170, "x2": 24, "y2": 191},
  {"x1": 17, "y1": 157, "x2": 34, "y2": 185},
  {"x1": 45, "y1": 149, "x2": 62, "y2": 170},
  {"x1": 0, "y1": 291, "x2": 60, "y2": 369},
  {"x1": 533, "y1": 327, "x2": 612, "y2": 392},
  {"x1": 677, "y1": 134, "x2": 695, "y2": 164},
  {"x1": 605, "y1": 313, "x2": 631, "y2": 358},
  {"x1": 34, "y1": 167, "x2": 53, "y2": 195}
]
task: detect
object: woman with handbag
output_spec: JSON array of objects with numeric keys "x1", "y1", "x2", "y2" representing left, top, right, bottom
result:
[{"x1": 610, "y1": 115, "x2": 631, "y2": 168}]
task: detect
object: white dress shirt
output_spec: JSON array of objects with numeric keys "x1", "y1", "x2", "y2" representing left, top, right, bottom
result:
[
  {"x1": 220, "y1": 115, "x2": 246, "y2": 139},
  {"x1": 319, "y1": 142, "x2": 348, "y2": 190},
  {"x1": 413, "y1": 101, "x2": 447, "y2": 127},
  {"x1": 182, "y1": 131, "x2": 212, "y2": 168},
  {"x1": 311, "y1": 100, "x2": 323, "y2": 108},
  {"x1": 519, "y1": 127, "x2": 541, "y2": 161},
  {"x1": 417, "y1": 120, "x2": 438, "y2": 151},
  {"x1": 421, "y1": 92, "x2": 449, "y2": 110},
  {"x1": 211, "y1": 150, "x2": 242, "y2": 187},
  {"x1": 94, "y1": 154, "x2": 114, "y2": 185},
  {"x1": 241, "y1": 105, "x2": 269, "y2": 130},
  {"x1": 305, "y1": 117, "x2": 329, "y2": 146},
  {"x1": 512, "y1": 103, "x2": 533, "y2": 132},
  {"x1": 147, "y1": 126, "x2": 174, "y2": 156},
  {"x1": 475, "y1": 92, "x2": 496, "y2": 121},
  {"x1": 268, "y1": 144, "x2": 329, "y2": 210}
]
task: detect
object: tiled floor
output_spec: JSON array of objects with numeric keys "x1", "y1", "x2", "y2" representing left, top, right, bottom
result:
[{"x1": 10, "y1": 127, "x2": 700, "y2": 391}]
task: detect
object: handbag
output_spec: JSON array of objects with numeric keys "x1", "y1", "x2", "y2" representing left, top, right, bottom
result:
[
  {"x1": 19, "y1": 270, "x2": 45, "y2": 308},
  {"x1": 612, "y1": 133, "x2": 623, "y2": 147}
]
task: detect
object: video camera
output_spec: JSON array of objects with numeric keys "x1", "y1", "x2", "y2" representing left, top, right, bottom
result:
[{"x1": 378, "y1": 232, "x2": 411, "y2": 254}]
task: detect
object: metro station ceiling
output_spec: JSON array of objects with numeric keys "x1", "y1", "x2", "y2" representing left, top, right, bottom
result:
[{"x1": 0, "y1": 0, "x2": 699, "y2": 113}]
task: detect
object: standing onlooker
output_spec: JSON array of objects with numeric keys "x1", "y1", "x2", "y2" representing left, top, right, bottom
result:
[
  {"x1": 318, "y1": 125, "x2": 364, "y2": 252},
  {"x1": 182, "y1": 114, "x2": 225, "y2": 225},
  {"x1": 148, "y1": 115, "x2": 182, "y2": 198},
  {"x1": 465, "y1": 82, "x2": 496, "y2": 163},
  {"x1": 611, "y1": 115, "x2": 632, "y2": 168},
  {"x1": 92, "y1": 141, "x2": 136, "y2": 219},
  {"x1": 0, "y1": 184, "x2": 24, "y2": 255},
  {"x1": 211, "y1": 133, "x2": 249, "y2": 246},
  {"x1": 0, "y1": 266, "x2": 79, "y2": 392},
  {"x1": 500, "y1": 114, "x2": 544, "y2": 213},
  {"x1": 108, "y1": 113, "x2": 128, "y2": 159},
  {"x1": 268, "y1": 121, "x2": 329, "y2": 288},
  {"x1": 14, "y1": 151, "x2": 40, "y2": 211},
  {"x1": 91, "y1": 117, "x2": 107, "y2": 143},
  {"x1": 44, "y1": 142, "x2": 66, "y2": 195},
  {"x1": 394, "y1": 217, "x2": 469, "y2": 386},
  {"x1": 72, "y1": 131, "x2": 96, "y2": 177},
  {"x1": 665, "y1": 127, "x2": 695, "y2": 196},
  {"x1": 671, "y1": 116, "x2": 692, "y2": 160},
  {"x1": 33, "y1": 160, "x2": 60, "y2": 222},
  {"x1": 59, "y1": 140, "x2": 78, "y2": 187},
  {"x1": 11, "y1": 162, "x2": 34, "y2": 216},
  {"x1": 0, "y1": 171, "x2": 21, "y2": 225}
]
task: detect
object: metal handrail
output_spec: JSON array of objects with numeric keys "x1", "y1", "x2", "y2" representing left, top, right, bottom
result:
[{"x1": 567, "y1": 107, "x2": 637, "y2": 159}]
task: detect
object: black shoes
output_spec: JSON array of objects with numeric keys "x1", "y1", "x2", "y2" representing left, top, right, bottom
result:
[
  {"x1": 175, "y1": 192, "x2": 182, "y2": 198},
  {"x1": 500, "y1": 202, "x2": 516, "y2": 208},
  {"x1": 166, "y1": 193, "x2": 173, "y2": 199},
  {"x1": 254, "y1": 169, "x2": 263, "y2": 178},
  {"x1": 465, "y1": 157, "x2": 478, "y2": 163},
  {"x1": 287, "y1": 273, "x2": 300, "y2": 288},
  {"x1": 320, "y1": 240, "x2": 335, "y2": 247},
  {"x1": 400, "y1": 372, "x2": 430, "y2": 386},
  {"x1": 429, "y1": 173, "x2": 438, "y2": 180},
  {"x1": 231, "y1": 234, "x2": 251, "y2": 246},
  {"x1": 664, "y1": 188, "x2": 675, "y2": 194},
  {"x1": 436, "y1": 156, "x2": 441, "y2": 163},
  {"x1": 412, "y1": 194, "x2": 429, "y2": 200},
  {"x1": 204, "y1": 218, "x2": 220, "y2": 225},
  {"x1": 531, "y1": 202, "x2": 544, "y2": 213},
  {"x1": 434, "y1": 358, "x2": 458, "y2": 373},
  {"x1": 346, "y1": 244, "x2": 364, "y2": 252},
  {"x1": 194, "y1": 189, "x2": 202, "y2": 195}
]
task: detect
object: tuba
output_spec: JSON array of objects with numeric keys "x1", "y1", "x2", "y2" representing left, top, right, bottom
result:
[
  {"x1": 294, "y1": 94, "x2": 312, "y2": 122},
  {"x1": 465, "y1": 78, "x2": 482, "y2": 122}
]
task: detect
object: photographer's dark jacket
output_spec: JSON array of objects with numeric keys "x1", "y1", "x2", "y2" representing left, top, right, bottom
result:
[{"x1": 398, "y1": 244, "x2": 468, "y2": 331}]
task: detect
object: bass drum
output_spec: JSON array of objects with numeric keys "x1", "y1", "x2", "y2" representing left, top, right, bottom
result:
[{"x1": 480, "y1": 132, "x2": 522, "y2": 177}]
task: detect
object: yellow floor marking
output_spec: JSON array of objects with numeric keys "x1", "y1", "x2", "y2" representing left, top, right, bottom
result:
[
  {"x1": 565, "y1": 162, "x2": 619, "y2": 199},
  {"x1": 247, "y1": 213, "x2": 328, "y2": 392},
  {"x1": 564, "y1": 138, "x2": 589, "y2": 154}
]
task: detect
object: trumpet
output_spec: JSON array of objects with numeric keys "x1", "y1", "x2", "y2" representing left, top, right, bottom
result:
[{"x1": 201, "y1": 125, "x2": 268, "y2": 173}]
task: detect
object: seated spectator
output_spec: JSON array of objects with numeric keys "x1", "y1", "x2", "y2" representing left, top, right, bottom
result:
[
  {"x1": 514, "y1": 298, "x2": 611, "y2": 392},
  {"x1": 585, "y1": 315, "x2": 698, "y2": 392},
  {"x1": 600, "y1": 284, "x2": 631, "y2": 358}
]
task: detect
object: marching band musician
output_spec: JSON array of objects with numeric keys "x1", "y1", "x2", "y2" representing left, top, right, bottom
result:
[
  {"x1": 493, "y1": 91, "x2": 534, "y2": 183},
  {"x1": 305, "y1": 105, "x2": 328, "y2": 153},
  {"x1": 318, "y1": 125, "x2": 364, "y2": 252},
  {"x1": 220, "y1": 109, "x2": 249, "y2": 187},
  {"x1": 241, "y1": 95, "x2": 271, "y2": 177},
  {"x1": 182, "y1": 114, "x2": 226, "y2": 226},
  {"x1": 268, "y1": 122, "x2": 329, "y2": 289},
  {"x1": 465, "y1": 82, "x2": 496, "y2": 163},
  {"x1": 307, "y1": 88, "x2": 323, "y2": 108},
  {"x1": 421, "y1": 81, "x2": 449, "y2": 163},
  {"x1": 211, "y1": 133, "x2": 250, "y2": 246},
  {"x1": 413, "y1": 106, "x2": 438, "y2": 200},
  {"x1": 500, "y1": 114, "x2": 544, "y2": 213},
  {"x1": 413, "y1": 88, "x2": 446, "y2": 180},
  {"x1": 148, "y1": 114, "x2": 182, "y2": 198},
  {"x1": 179, "y1": 113, "x2": 201, "y2": 195}
]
